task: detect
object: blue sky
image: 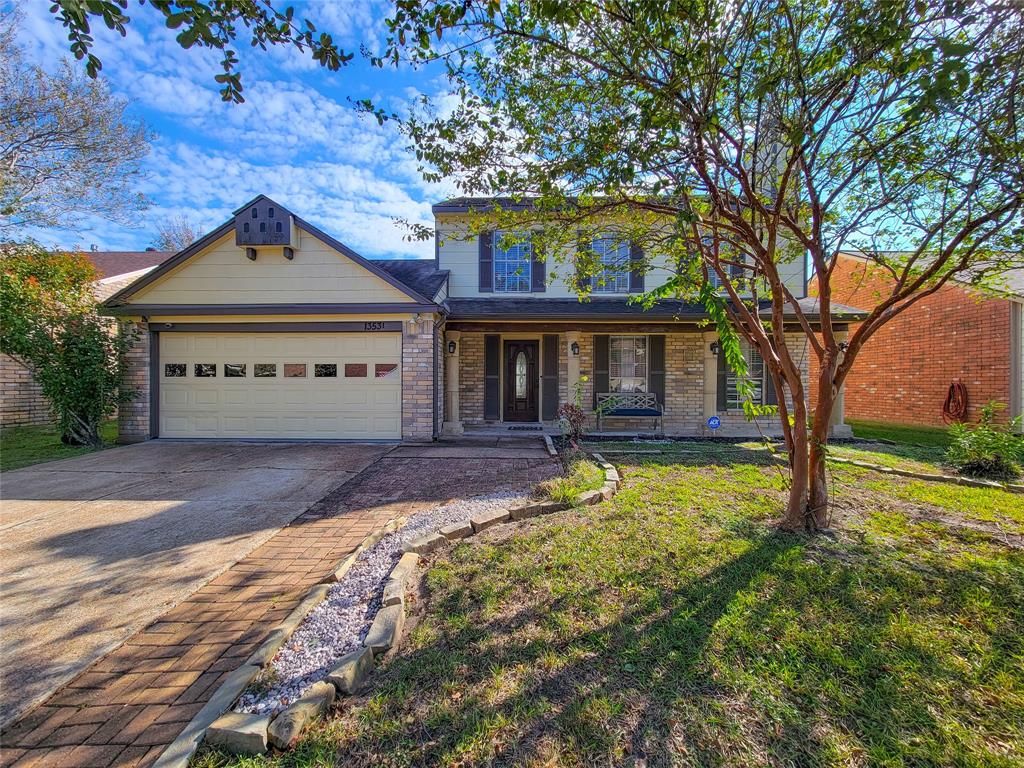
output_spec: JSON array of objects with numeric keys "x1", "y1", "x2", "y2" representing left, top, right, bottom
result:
[{"x1": 12, "y1": 1, "x2": 455, "y2": 259}]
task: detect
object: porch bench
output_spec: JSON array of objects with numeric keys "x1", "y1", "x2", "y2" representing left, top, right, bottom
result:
[{"x1": 596, "y1": 392, "x2": 664, "y2": 435}]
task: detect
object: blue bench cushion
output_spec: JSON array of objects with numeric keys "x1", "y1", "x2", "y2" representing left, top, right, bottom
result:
[{"x1": 605, "y1": 407, "x2": 661, "y2": 416}]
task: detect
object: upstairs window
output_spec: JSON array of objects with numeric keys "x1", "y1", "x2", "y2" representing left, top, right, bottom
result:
[
  {"x1": 493, "y1": 231, "x2": 532, "y2": 292},
  {"x1": 701, "y1": 236, "x2": 745, "y2": 289},
  {"x1": 609, "y1": 335, "x2": 648, "y2": 393},
  {"x1": 591, "y1": 237, "x2": 630, "y2": 293}
]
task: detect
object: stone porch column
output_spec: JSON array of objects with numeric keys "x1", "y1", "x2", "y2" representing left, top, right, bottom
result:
[
  {"x1": 443, "y1": 330, "x2": 463, "y2": 435},
  {"x1": 566, "y1": 331, "x2": 581, "y2": 404}
]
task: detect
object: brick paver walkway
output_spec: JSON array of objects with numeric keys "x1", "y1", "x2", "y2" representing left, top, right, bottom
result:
[{"x1": 1, "y1": 449, "x2": 557, "y2": 768}]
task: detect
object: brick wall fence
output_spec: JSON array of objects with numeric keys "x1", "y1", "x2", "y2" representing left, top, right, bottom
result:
[
  {"x1": 809, "y1": 256, "x2": 1014, "y2": 428},
  {"x1": 0, "y1": 355, "x2": 51, "y2": 427}
]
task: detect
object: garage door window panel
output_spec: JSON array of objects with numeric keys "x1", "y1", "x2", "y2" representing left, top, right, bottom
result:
[
  {"x1": 315, "y1": 364, "x2": 338, "y2": 378},
  {"x1": 345, "y1": 363, "x2": 367, "y2": 378},
  {"x1": 195, "y1": 363, "x2": 216, "y2": 377},
  {"x1": 255, "y1": 363, "x2": 277, "y2": 378},
  {"x1": 375, "y1": 363, "x2": 398, "y2": 379},
  {"x1": 284, "y1": 363, "x2": 306, "y2": 378},
  {"x1": 224, "y1": 363, "x2": 247, "y2": 378},
  {"x1": 165, "y1": 363, "x2": 186, "y2": 378}
]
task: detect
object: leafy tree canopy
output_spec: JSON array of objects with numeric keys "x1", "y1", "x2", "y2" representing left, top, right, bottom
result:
[
  {"x1": 377, "y1": 0, "x2": 1024, "y2": 529},
  {"x1": 46, "y1": 0, "x2": 354, "y2": 103}
]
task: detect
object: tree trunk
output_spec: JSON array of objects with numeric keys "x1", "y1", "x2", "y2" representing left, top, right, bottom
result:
[{"x1": 781, "y1": 367, "x2": 836, "y2": 532}]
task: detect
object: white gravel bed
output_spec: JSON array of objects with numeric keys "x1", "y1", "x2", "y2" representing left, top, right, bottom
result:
[{"x1": 236, "y1": 490, "x2": 530, "y2": 715}]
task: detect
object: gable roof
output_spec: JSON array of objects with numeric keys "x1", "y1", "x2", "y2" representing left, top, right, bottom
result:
[
  {"x1": 103, "y1": 195, "x2": 439, "y2": 308},
  {"x1": 84, "y1": 251, "x2": 172, "y2": 279},
  {"x1": 374, "y1": 259, "x2": 448, "y2": 298}
]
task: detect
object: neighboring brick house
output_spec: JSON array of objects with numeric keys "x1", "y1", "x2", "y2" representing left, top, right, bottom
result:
[
  {"x1": 0, "y1": 250, "x2": 170, "y2": 428},
  {"x1": 809, "y1": 252, "x2": 1024, "y2": 428},
  {"x1": 101, "y1": 194, "x2": 863, "y2": 443}
]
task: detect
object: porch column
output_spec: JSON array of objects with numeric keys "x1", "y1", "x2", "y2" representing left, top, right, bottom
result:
[
  {"x1": 566, "y1": 331, "x2": 581, "y2": 403},
  {"x1": 702, "y1": 331, "x2": 718, "y2": 433},
  {"x1": 829, "y1": 330, "x2": 853, "y2": 438},
  {"x1": 443, "y1": 330, "x2": 463, "y2": 435}
]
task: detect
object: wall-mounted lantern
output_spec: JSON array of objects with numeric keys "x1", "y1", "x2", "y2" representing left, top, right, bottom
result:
[
  {"x1": 245, "y1": 247, "x2": 257, "y2": 261},
  {"x1": 570, "y1": 341, "x2": 580, "y2": 357},
  {"x1": 710, "y1": 341, "x2": 720, "y2": 356},
  {"x1": 447, "y1": 340, "x2": 457, "y2": 355}
]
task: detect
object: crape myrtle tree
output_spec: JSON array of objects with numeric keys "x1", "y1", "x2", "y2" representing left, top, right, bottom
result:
[{"x1": 375, "y1": 0, "x2": 1024, "y2": 531}]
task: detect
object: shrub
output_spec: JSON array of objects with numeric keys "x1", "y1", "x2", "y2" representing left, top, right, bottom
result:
[
  {"x1": 946, "y1": 402, "x2": 1024, "y2": 482},
  {"x1": 556, "y1": 401, "x2": 587, "y2": 445},
  {"x1": 533, "y1": 455, "x2": 605, "y2": 504}
]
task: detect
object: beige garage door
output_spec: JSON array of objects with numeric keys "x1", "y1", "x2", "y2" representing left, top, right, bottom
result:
[{"x1": 158, "y1": 331, "x2": 402, "y2": 439}]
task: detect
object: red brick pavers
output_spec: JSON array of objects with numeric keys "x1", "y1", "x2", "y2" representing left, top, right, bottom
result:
[{"x1": 1, "y1": 449, "x2": 557, "y2": 768}]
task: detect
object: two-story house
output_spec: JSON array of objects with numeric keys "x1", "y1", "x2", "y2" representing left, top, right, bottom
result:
[{"x1": 103, "y1": 195, "x2": 864, "y2": 442}]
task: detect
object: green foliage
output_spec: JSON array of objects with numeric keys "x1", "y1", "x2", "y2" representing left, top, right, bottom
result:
[
  {"x1": 946, "y1": 402, "x2": 1024, "y2": 481},
  {"x1": 43, "y1": 1, "x2": 353, "y2": 103},
  {"x1": 0, "y1": 242, "x2": 134, "y2": 447},
  {"x1": 533, "y1": 455, "x2": 604, "y2": 504}
]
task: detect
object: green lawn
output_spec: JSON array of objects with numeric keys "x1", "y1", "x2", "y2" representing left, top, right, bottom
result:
[
  {"x1": 847, "y1": 419, "x2": 952, "y2": 448},
  {"x1": 195, "y1": 442, "x2": 1023, "y2": 768},
  {"x1": 0, "y1": 420, "x2": 118, "y2": 471}
]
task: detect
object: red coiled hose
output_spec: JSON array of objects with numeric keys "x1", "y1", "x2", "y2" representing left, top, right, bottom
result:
[{"x1": 942, "y1": 379, "x2": 969, "y2": 424}]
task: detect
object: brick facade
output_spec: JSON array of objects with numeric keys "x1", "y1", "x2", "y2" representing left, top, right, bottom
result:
[
  {"x1": 809, "y1": 255, "x2": 1018, "y2": 427},
  {"x1": 117, "y1": 321, "x2": 151, "y2": 443},
  {"x1": 0, "y1": 355, "x2": 50, "y2": 427},
  {"x1": 401, "y1": 315, "x2": 437, "y2": 441},
  {"x1": 452, "y1": 328, "x2": 812, "y2": 436}
]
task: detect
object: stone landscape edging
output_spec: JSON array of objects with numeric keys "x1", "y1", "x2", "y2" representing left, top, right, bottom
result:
[
  {"x1": 151, "y1": 514, "x2": 409, "y2": 768},
  {"x1": 195, "y1": 454, "x2": 621, "y2": 759}
]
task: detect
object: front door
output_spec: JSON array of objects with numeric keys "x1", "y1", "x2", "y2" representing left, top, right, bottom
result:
[{"x1": 503, "y1": 340, "x2": 539, "y2": 422}]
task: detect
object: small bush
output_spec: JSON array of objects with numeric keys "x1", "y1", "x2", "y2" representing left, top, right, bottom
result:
[
  {"x1": 556, "y1": 402, "x2": 587, "y2": 444},
  {"x1": 946, "y1": 402, "x2": 1024, "y2": 481},
  {"x1": 534, "y1": 455, "x2": 605, "y2": 504}
]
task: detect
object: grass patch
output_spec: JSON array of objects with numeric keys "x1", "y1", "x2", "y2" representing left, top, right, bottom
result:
[
  {"x1": 0, "y1": 420, "x2": 117, "y2": 471},
  {"x1": 533, "y1": 457, "x2": 605, "y2": 504},
  {"x1": 848, "y1": 419, "x2": 952, "y2": 448},
  {"x1": 196, "y1": 442, "x2": 1024, "y2": 768}
]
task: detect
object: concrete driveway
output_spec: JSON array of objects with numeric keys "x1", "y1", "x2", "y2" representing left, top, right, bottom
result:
[{"x1": 0, "y1": 440, "x2": 389, "y2": 727}]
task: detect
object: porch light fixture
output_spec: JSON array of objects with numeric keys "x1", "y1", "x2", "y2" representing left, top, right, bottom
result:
[
  {"x1": 447, "y1": 340, "x2": 457, "y2": 355},
  {"x1": 570, "y1": 341, "x2": 580, "y2": 356},
  {"x1": 710, "y1": 341, "x2": 720, "y2": 356}
]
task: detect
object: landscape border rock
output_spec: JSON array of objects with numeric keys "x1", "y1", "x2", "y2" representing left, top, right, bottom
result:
[{"x1": 157, "y1": 455, "x2": 621, "y2": 764}]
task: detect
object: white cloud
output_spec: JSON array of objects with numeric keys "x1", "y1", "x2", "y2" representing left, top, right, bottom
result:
[{"x1": 10, "y1": 0, "x2": 458, "y2": 260}]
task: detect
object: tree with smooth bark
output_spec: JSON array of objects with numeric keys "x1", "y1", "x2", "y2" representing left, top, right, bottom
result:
[
  {"x1": 152, "y1": 214, "x2": 199, "y2": 251},
  {"x1": 378, "y1": 0, "x2": 1024, "y2": 531}
]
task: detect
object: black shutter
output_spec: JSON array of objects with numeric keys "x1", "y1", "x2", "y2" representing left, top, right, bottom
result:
[
  {"x1": 531, "y1": 236, "x2": 546, "y2": 292},
  {"x1": 649, "y1": 335, "x2": 665, "y2": 407},
  {"x1": 542, "y1": 334, "x2": 559, "y2": 420},
  {"x1": 593, "y1": 335, "x2": 610, "y2": 409},
  {"x1": 484, "y1": 334, "x2": 500, "y2": 420},
  {"x1": 478, "y1": 231, "x2": 493, "y2": 292},
  {"x1": 629, "y1": 241, "x2": 645, "y2": 293},
  {"x1": 716, "y1": 350, "x2": 729, "y2": 411},
  {"x1": 576, "y1": 230, "x2": 591, "y2": 291},
  {"x1": 764, "y1": 368, "x2": 779, "y2": 406}
]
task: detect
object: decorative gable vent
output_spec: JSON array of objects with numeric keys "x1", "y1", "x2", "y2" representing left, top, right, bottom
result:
[{"x1": 235, "y1": 198, "x2": 295, "y2": 247}]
